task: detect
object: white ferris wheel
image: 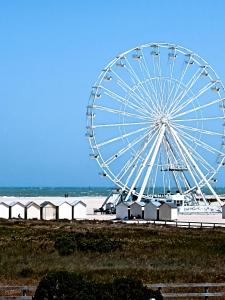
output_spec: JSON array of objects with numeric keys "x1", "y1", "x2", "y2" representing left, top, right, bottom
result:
[{"x1": 86, "y1": 43, "x2": 225, "y2": 205}]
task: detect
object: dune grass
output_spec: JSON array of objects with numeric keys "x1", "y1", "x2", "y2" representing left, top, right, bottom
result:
[{"x1": 0, "y1": 219, "x2": 225, "y2": 285}]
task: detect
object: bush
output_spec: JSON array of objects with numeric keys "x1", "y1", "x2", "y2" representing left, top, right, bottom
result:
[
  {"x1": 34, "y1": 271, "x2": 160, "y2": 300},
  {"x1": 54, "y1": 232, "x2": 122, "y2": 256}
]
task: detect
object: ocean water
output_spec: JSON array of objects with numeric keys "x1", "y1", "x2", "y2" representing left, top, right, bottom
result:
[
  {"x1": 0, "y1": 187, "x2": 224, "y2": 197},
  {"x1": 0, "y1": 187, "x2": 114, "y2": 197}
]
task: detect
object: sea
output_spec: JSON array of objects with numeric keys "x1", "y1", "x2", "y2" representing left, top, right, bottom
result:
[{"x1": 0, "y1": 187, "x2": 224, "y2": 197}]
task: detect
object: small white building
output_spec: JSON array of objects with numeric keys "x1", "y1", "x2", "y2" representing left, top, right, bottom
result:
[
  {"x1": 10, "y1": 202, "x2": 25, "y2": 219},
  {"x1": 41, "y1": 202, "x2": 57, "y2": 220},
  {"x1": 26, "y1": 202, "x2": 41, "y2": 219},
  {"x1": 58, "y1": 201, "x2": 73, "y2": 220},
  {"x1": 130, "y1": 201, "x2": 145, "y2": 219},
  {"x1": 159, "y1": 202, "x2": 178, "y2": 221},
  {"x1": 0, "y1": 202, "x2": 10, "y2": 219},
  {"x1": 116, "y1": 202, "x2": 131, "y2": 220},
  {"x1": 222, "y1": 205, "x2": 225, "y2": 219},
  {"x1": 144, "y1": 200, "x2": 161, "y2": 220},
  {"x1": 72, "y1": 200, "x2": 87, "y2": 219}
]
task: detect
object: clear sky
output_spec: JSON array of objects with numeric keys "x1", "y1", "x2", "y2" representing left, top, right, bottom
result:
[{"x1": 1, "y1": 0, "x2": 225, "y2": 187}]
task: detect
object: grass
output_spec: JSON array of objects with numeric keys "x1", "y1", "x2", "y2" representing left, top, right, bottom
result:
[{"x1": 0, "y1": 219, "x2": 225, "y2": 285}]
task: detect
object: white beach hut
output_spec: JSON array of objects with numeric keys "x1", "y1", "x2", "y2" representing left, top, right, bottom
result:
[
  {"x1": 159, "y1": 202, "x2": 178, "y2": 221},
  {"x1": 144, "y1": 200, "x2": 161, "y2": 220},
  {"x1": 130, "y1": 201, "x2": 145, "y2": 219},
  {"x1": 41, "y1": 201, "x2": 57, "y2": 220},
  {"x1": 116, "y1": 202, "x2": 131, "y2": 220},
  {"x1": 26, "y1": 202, "x2": 41, "y2": 219},
  {"x1": 10, "y1": 202, "x2": 25, "y2": 219},
  {"x1": 58, "y1": 201, "x2": 73, "y2": 220},
  {"x1": 222, "y1": 205, "x2": 225, "y2": 219},
  {"x1": 72, "y1": 200, "x2": 87, "y2": 219},
  {"x1": 0, "y1": 202, "x2": 10, "y2": 219}
]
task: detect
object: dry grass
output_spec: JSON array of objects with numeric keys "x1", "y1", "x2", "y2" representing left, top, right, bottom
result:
[{"x1": 0, "y1": 219, "x2": 225, "y2": 285}]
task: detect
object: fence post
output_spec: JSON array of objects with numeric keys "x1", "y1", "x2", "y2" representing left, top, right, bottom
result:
[{"x1": 204, "y1": 286, "x2": 209, "y2": 300}]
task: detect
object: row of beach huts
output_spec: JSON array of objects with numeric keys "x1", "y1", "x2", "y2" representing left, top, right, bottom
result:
[
  {"x1": 0, "y1": 198, "x2": 178, "y2": 221},
  {"x1": 116, "y1": 200, "x2": 178, "y2": 221},
  {"x1": 0, "y1": 198, "x2": 87, "y2": 220}
]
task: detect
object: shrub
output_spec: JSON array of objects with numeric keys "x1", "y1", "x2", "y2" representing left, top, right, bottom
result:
[
  {"x1": 54, "y1": 232, "x2": 122, "y2": 256},
  {"x1": 34, "y1": 271, "x2": 160, "y2": 300}
]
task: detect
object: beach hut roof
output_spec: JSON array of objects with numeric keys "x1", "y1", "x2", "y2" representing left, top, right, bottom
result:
[
  {"x1": 40, "y1": 201, "x2": 56, "y2": 208},
  {"x1": 72, "y1": 200, "x2": 86, "y2": 207},
  {"x1": 150, "y1": 200, "x2": 162, "y2": 207},
  {"x1": 0, "y1": 202, "x2": 10, "y2": 207},
  {"x1": 162, "y1": 202, "x2": 177, "y2": 208},
  {"x1": 9, "y1": 201, "x2": 25, "y2": 207},
  {"x1": 26, "y1": 202, "x2": 40, "y2": 208}
]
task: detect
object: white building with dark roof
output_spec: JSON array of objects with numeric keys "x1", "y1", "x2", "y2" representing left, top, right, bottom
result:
[
  {"x1": 144, "y1": 200, "x2": 161, "y2": 220},
  {"x1": 159, "y1": 202, "x2": 178, "y2": 221}
]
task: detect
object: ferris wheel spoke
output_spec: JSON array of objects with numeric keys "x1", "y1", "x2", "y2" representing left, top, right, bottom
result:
[
  {"x1": 139, "y1": 49, "x2": 161, "y2": 108},
  {"x1": 171, "y1": 81, "x2": 216, "y2": 116},
  {"x1": 168, "y1": 68, "x2": 202, "y2": 114},
  {"x1": 173, "y1": 123, "x2": 224, "y2": 136},
  {"x1": 173, "y1": 125, "x2": 225, "y2": 156},
  {"x1": 172, "y1": 97, "x2": 225, "y2": 119},
  {"x1": 151, "y1": 56, "x2": 164, "y2": 110},
  {"x1": 93, "y1": 120, "x2": 153, "y2": 128},
  {"x1": 137, "y1": 59, "x2": 161, "y2": 114},
  {"x1": 167, "y1": 59, "x2": 191, "y2": 107},
  {"x1": 118, "y1": 130, "x2": 158, "y2": 184},
  {"x1": 96, "y1": 125, "x2": 150, "y2": 148},
  {"x1": 178, "y1": 134, "x2": 216, "y2": 173},
  {"x1": 124, "y1": 57, "x2": 161, "y2": 112},
  {"x1": 110, "y1": 69, "x2": 156, "y2": 114},
  {"x1": 173, "y1": 116, "x2": 225, "y2": 123},
  {"x1": 93, "y1": 104, "x2": 151, "y2": 120},
  {"x1": 100, "y1": 86, "x2": 151, "y2": 117},
  {"x1": 104, "y1": 127, "x2": 155, "y2": 165}
]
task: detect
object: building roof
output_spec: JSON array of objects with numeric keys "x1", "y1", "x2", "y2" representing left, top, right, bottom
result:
[
  {"x1": 161, "y1": 202, "x2": 177, "y2": 208},
  {"x1": 40, "y1": 201, "x2": 56, "y2": 208}
]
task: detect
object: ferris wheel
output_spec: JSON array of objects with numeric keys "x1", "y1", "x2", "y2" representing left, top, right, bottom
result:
[{"x1": 86, "y1": 43, "x2": 225, "y2": 204}]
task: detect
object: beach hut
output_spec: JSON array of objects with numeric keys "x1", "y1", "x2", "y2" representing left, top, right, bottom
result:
[
  {"x1": 0, "y1": 202, "x2": 10, "y2": 219},
  {"x1": 116, "y1": 202, "x2": 131, "y2": 220},
  {"x1": 222, "y1": 205, "x2": 225, "y2": 219},
  {"x1": 144, "y1": 200, "x2": 161, "y2": 220},
  {"x1": 10, "y1": 202, "x2": 25, "y2": 219},
  {"x1": 58, "y1": 201, "x2": 73, "y2": 220},
  {"x1": 72, "y1": 200, "x2": 87, "y2": 219},
  {"x1": 159, "y1": 202, "x2": 178, "y2": 221},
  {"x1": 130, "y1": 201, "x2": 145, "y2": 219},
  {"x1": 26, "y1": 202, "x2": 41, "y2": 219},
  {"x1": 41, "y1": 201, "x2": 57, "y2": 220}
]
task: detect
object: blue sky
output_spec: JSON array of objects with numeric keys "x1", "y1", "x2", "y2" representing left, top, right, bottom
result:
[{"x1": 1, "y1": 0, "x2": 225, "y2": 187}]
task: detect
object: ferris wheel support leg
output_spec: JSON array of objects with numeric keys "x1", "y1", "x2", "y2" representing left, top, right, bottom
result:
[
  {"x1": 124, "y1": 131, "x2": 159, "y2": 202},
  {"x1": 169, "y1": 128, "x2": 208, "y2": 205},
  {"x1": 137, "y1": 124, "x2": 166, "y2": 202},
  {"x1": 170, "y1": 128, "x2": 223, "y2": 206}
]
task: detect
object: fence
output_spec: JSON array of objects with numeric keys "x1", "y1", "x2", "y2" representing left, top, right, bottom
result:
[
  {"x1": 1, "y1": 283, "x2": 225, "y2": 299},
  {"x1": 147, "y1": 283, "x2": 225, "y2": 299},
  {"x1": 125, "y1": 219, "x2": 225, "y2": 229}
]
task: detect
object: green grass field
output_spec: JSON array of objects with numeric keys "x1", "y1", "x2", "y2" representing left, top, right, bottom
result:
[{"x1": 0, "y1": 219, "x2": 225, "y2": 285}]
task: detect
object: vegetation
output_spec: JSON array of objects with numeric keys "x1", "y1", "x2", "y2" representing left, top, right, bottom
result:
[
  {"x1": 34, "y1": 271, "x2": 159, "y2": 300},
  {"x1": 0, "y1": 219, "x2": 225, "y2": 286}
]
